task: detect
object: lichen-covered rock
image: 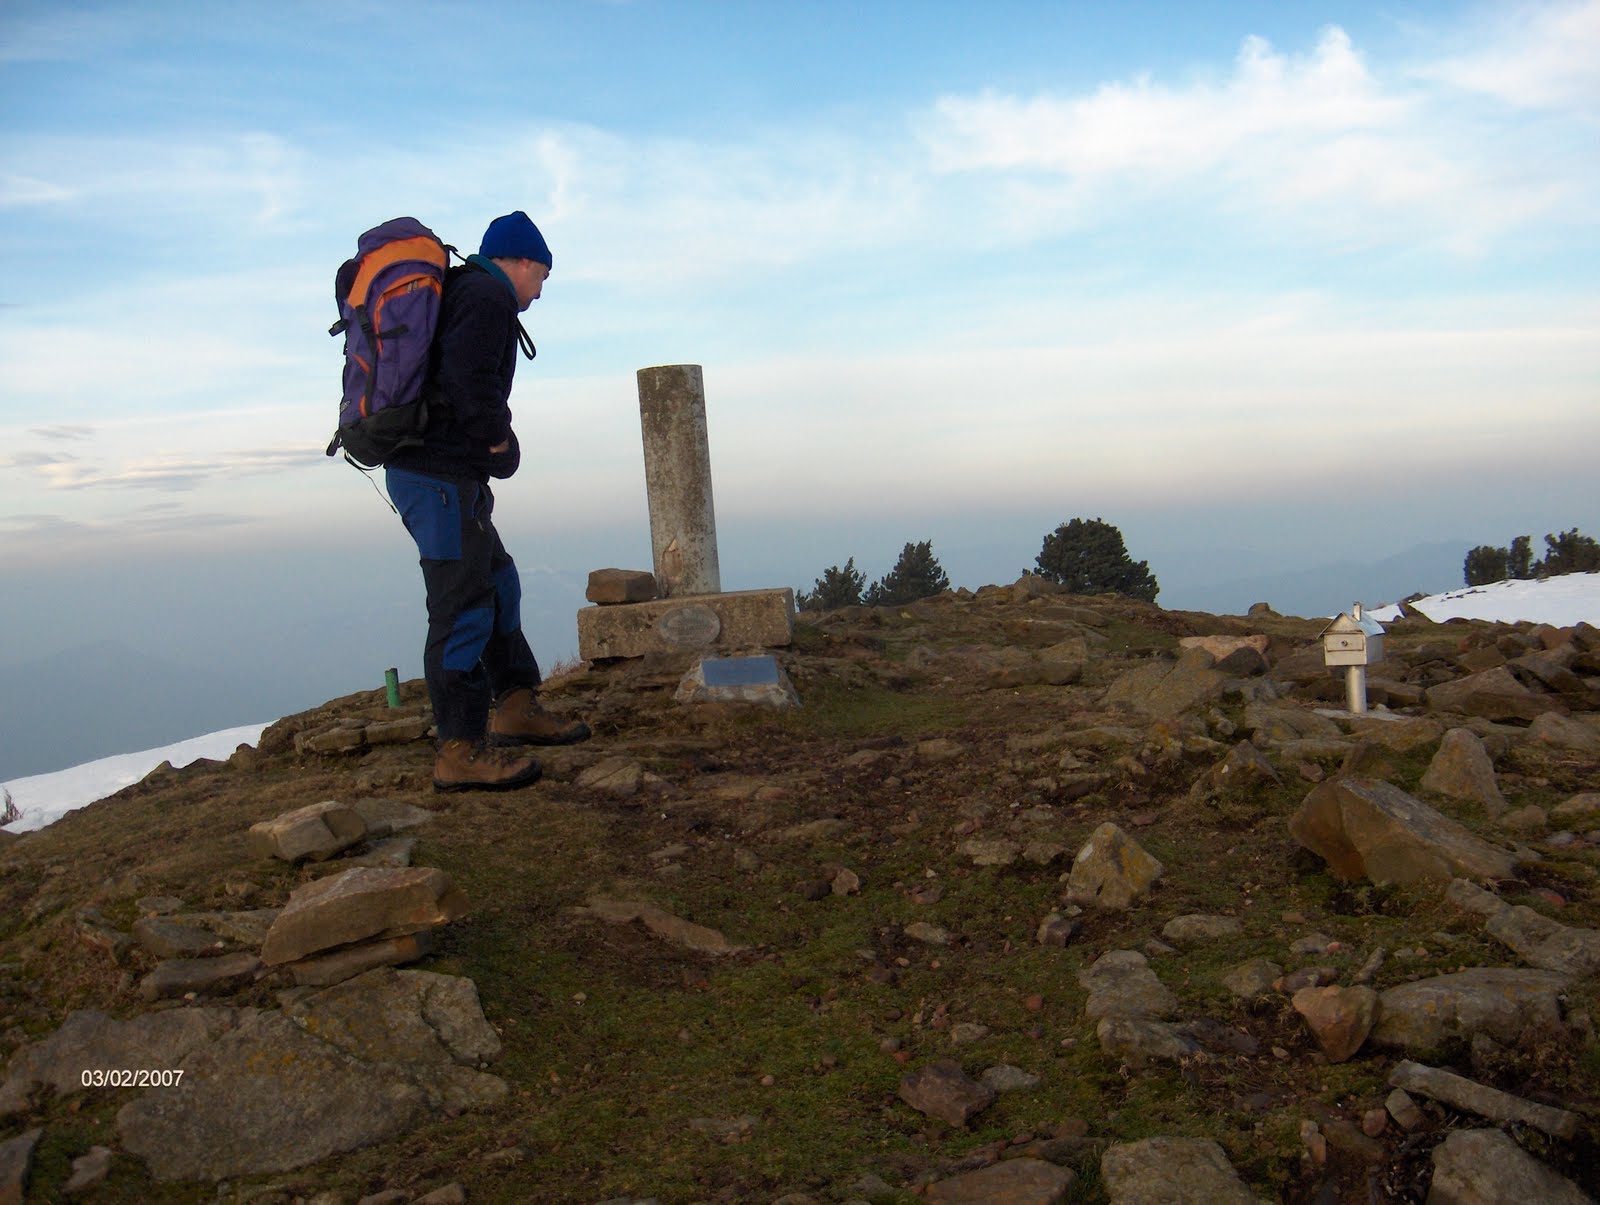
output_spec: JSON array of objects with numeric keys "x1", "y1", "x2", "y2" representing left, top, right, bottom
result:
[
  {"x1": 260, "y1": 867, "x2": 467, "y2": 966},
  {"x1": 1428, "y1": 1128, "x2": 1593, "y2": 1205},
  {"x1": 1221, "y1": 958, "x2": 1283, "y2": 999},
  {"x1": 282, "y1": 968, "x2": 504, "y2": 1112},
  {"x1": 1161, "y1": 914, "x2": 1242, "y2": 947},
  {"x1": 1100, "y1": 1137, "x2": 1264, "y2": 1203},
  {"x1": 1388, "y1": 1060, "x2": 1579, "y2": 1139},
  {"x1": 897, "y1": 1060, "x2": 995, "y2": 1126},
  {"x1": 117, "y1": 1009, "x2": 430, "y2": 1180},
  {"x1": 1526, "y1": 713, "x2": 1600, "y2": 755},
  {"x1": 1292, "y1": 985, "x2": 1377, "y2": 1062},
  {"x1": 1066, "y1": 823, "x2": 1163, "y2": 910},
  {"x1": 1425, "y1": 666, "x2": 1559, "y2": 723},
  {"x1": 1371, "y1": 968, "x2": 1568, "y2": 1054},
  {"x1": 1078, "y1": 950, "x2": 1177, "y2": 1021},
  {"x1": 0, "y1": 1008, "x2": 238, "y2": 1117},
  {"x1": 1419, "y1": 728, "x2": 1506, "y2": 815},
  {"x1": 112, "y1": 969, "x2": 505, "y2": 1181},
  {"x1": 580, "y1": 897, "x2": 745, "y2": 955},
  {"x1": 1288, "y1": 776, "x2": 1516, "y2": 885},
  {"x1": 138, "y1": 952, "x2": 262, "y2": 1001},
  {"x1": 1484, "y1": 906, "x2": 1600, "y2": 978},
  {"x1": 1105, "y1": 648, "x2": 1226, "y2": 719},
  {"x1": 1095, "y1": 1017, "x2": 1202, "y2": 1069},
  {"x1": 247, "y1": 800, "x2": 368, "y2": 863},
  {"x1": 925, "y1": 1156, "x2": 1076, "y2": 1204}
]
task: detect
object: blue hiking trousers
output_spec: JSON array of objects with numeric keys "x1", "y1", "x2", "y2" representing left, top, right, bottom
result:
[{"x1": 385, "y1": 467, "x2": 542, "y2": 740}]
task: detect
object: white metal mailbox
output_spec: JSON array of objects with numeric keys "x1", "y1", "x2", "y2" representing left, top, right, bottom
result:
[
  {"x1": 1321, "y1": 607, "x2": 1386, "y2": 667},
  {"x1": 1320, "y1": 603, "x2": 1387, "y2": 714}
]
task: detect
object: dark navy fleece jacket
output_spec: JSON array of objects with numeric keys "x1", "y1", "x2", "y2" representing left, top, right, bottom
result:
[{"x1": 387, "y1": 256, "x2": 522, "y2": 482}]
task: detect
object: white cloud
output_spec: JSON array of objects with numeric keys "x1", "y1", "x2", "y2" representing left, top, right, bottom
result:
[
  {"x1": 913, "y1": 20, "x2": 1595, "y2": 252},
  {"x1": 0, "y1": 174, "x2": 75, "y2": 206},
  {"x1": 920, "y1": 28, "x2": 1403, "y2": 178},
  {"x1": 1416, "y1": 0, "x2": 1600, "y2": 110},
  {"x1": 29, "y1": 446, "x2": 319, "y2": 492},
  {"x1": 488, "y1": 124, "x2": 923, "y2": 290},
  {"x1": 0, "y1": 131, "x2": 307, "y2": 227}
]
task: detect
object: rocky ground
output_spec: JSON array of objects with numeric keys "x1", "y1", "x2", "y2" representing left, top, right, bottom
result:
[{"x1": 1, "y1": 578, "x2": 1597, "y2": 1204}]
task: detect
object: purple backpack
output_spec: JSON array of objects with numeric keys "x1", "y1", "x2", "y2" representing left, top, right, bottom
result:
[{"x1": 324, "y1": 217, "x2": 457, "y2": 468}]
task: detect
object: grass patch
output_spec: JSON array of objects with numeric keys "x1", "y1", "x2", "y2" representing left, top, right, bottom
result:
[{"x1": 781, "y1": 680, "x2": 970, "y2": 741}]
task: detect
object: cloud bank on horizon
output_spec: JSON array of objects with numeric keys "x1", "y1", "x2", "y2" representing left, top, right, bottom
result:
[{"x1": 1, "y1": 1, "x2": 1596, "y2": 573}]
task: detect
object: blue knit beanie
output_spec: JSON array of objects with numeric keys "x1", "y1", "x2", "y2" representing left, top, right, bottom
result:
[{"x1": 480, "y1": 211, "x2": 552, "y2": 268}]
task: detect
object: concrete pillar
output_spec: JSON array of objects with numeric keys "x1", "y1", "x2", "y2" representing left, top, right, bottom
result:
[{"x1": 637, "y1": 364, "x2": 720, "y2": 597}]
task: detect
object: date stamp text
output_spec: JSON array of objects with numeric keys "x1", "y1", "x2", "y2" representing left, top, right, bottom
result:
[{"x1": 80, "y1": 1068, "x2": 186, "y2": 1088}]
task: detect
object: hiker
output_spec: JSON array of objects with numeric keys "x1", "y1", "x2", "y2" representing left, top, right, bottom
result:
[{"x1": 384, "y1": 211, "x2": 592, "y2": 791}]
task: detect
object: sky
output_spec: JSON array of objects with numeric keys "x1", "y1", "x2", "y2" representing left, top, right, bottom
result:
[
  {"x1": 1, "y1": 1, "x2": 1597, "y2": 771},
  {"x1": 5, "y1": 571, "x2": 1595, "y2": 835}
]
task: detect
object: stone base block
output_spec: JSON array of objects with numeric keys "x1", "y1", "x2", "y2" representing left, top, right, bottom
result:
[
  {"x1": 587, "y1": 567, "x2": 659, "y2": 605},
  {"x1": 577, "y1": 588, "x2": 795, "y2": 661}
]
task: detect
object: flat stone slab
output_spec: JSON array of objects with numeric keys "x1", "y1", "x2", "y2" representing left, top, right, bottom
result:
[
  {"x1": 364, "y1": 717, "x2": 432, "y2": 746},
  {"x1": 172, "y1": 909, "x2": 280, "y2": 946},
  {"x1": 576, "y1": 588, "x2": 794, "y2": 660},
  {"x1": 1078, "y1": 950, "x2": 1177, "y2": 1021},
  {"x1": 261, "y1": 866, "x2": 467, "y2": 966},
  {"x1": 1430, "y1": 1129, "x2": 1593, "y2": 1205},
  {"x1": 675, "y1": 655, "x2": 799, "y2": 708},
  {"x1": 280, "y1": 968, "x2": 504, "y2": 1113},
  {"x1": 579, "y1": 897, "x2": 745, "y2": 955},
  {"x1": 248, "y1": 800, "x2": 368, "y2": 863},
  {"x1": 106, "y1": 969, "x2": 504, "y2": 1182},
  {"x1": 1389, "y1": 1059, "x2": 1580, "y2": 1138},
  {"x1": 1101, "y1": 1137, "x2": 1264, "y2": 1203},
  {"x1": 139, "y1": 952, "x2": 262, "y2": 1001},
  {"x1": 926, "y1": 1157, "x2": 1076, "y2": 1203},
  {"x1": 351, "y1": 797, "x2": 435, "y2": 834},
  {"x1": 1484, "y1": 905, "x2": 1600, "y2": 978},
  {"x1": 1372, "y1": 968, "x2": 1569, "y2": 1053},
  {"x1": 284, "y1": 932, "x2": 433, "y2": 987},
  {"x1": 117, "y1": 1008, "x2": 430, "y2": 1180},
  {"x1": 0, "y1": 1008, "x2": 238, "y2": 1117},
  {"x1": 132, "y1": 916, "x2": 227, "y2": 959},
  {"x1": 1095, "y1": 1017, "x2": 1202, "y2": 1068}
]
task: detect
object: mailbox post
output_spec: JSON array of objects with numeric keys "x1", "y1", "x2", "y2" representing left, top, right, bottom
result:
[{"x1": 1320, "y1": 602, "x2": 1386, "y2": 714}]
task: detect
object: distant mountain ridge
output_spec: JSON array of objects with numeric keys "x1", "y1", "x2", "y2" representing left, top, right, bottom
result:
[{"x1": 1166, "y1": 541, "x2": 1467, "y2": 618}]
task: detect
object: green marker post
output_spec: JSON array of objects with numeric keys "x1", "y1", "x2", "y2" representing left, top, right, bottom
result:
[{"x1": 384, "y1": 667, "x2": 401, "y2": 709}]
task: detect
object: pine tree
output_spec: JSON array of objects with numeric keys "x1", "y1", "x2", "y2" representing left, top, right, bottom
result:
[
  {"x1": 1463, "y1": 528, "x2": 1598, "y2": 584},
  {"x1": 1509, "y1": 535, "x2": 1534, "y2": 580},
  {"x1": 1535, "y1": 528, "x2": 1600, "y2": 577},
  {"x1": 1463, "y1": 544, "x2": 1509, "y2": 586},
  {"x1": 796, "y1": 558, "x2": 867, "y2": 612},
  {"x1": 1030, "y1": 517, "x2": 1159, "y2": 601},
  {"x1": 863, "y1": 540, "x2": 950, "y2": 607}
]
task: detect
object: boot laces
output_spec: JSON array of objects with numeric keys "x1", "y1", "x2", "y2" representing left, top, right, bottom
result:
[{"x1": 469, "y1": 742, "x2": 524, "y2": 769}]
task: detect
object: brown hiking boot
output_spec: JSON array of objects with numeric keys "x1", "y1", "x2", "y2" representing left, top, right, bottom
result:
[
  {"x1": 432, "y1": 738, "x2": 542, "y2": 793},
  {"x1": 488, "y1": 687, "x2": 593, "y2": 747}
]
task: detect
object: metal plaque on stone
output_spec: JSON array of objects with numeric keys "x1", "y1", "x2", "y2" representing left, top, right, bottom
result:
[
  {"x1": 656, "y1": 604, "x2": 722, "y2": 649},
  {"x1": 700, "y1": 656, "x2": 782, "y2": 687}
]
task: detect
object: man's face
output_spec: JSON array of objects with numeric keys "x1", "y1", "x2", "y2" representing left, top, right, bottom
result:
[{"x1": 507, "y1": 259, "x2": 549, "y2": 311}]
